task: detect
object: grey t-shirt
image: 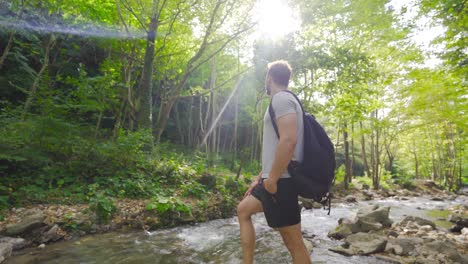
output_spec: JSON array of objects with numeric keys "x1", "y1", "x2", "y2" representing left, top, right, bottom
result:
[{"x1": 261, "y1": 91, "x2": 304, "y2": 179}]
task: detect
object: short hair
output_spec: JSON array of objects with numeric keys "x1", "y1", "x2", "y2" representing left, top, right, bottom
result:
[{"x1": 267, "y1": 60, "x2": 292, "y2": 87}]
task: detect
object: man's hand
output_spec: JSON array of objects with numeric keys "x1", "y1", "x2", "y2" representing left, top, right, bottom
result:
[
  {"x1": 243, "y1": 178, "x2": 259, "y2": 199},
  {"x1": 263, "y1": 179, "x2": 277, "y2": 194}
]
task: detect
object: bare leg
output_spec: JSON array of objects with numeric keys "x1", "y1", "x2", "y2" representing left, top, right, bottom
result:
[
  {"x1": 237, "y1": 195, "x2": 263, "y2": 264},
  {"x1": 278, "y1": 223, "x2": 312, "y2": 264}
]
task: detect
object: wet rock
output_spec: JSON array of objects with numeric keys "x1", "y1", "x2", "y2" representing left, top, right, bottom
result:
[
  {"x1": 299, "y1": 198, "x2": 322, "y2": 210},
  {"x1": 329, "y1": 233, "x2": 387, "y2": 256},
  {"x1": 362, "y1": 190, "x2": 374, "y2": 201},
  {"x1": 449, "y1": 218, "x2": 468, "y2": 233},
  {"x1": 0, "y1": 237, "x2": 28, "y2": 251},
  {"x1": 0, "y1": 242, "x2": 12, "y2": 263},
  {"x1": 4, "y1": 210, "x2": 46, "y2": 236},
  {"x1": 416, "y1": 240, "x2": 468, "y2": 264},
  {"x1": 356, "y1": 205, "x2": 393, "y2": 228},
  {"x1": 448, "y1": 213, "x2": 462, "y2": 223},
  {"x1": 37, "y1": 243, "x2": 45, "y2": 249},
  {"x1": 384, "y1": 237, "x2": 422, "y2": 256},
  {"x1": 419, "y1": 225, "x2": 434, "y2": 232},
  {"x1": 328, "y1": 205, "x2": 393, "y2": 239},
  {"x1": 303, "y1": 239, "x2": 313, "y2": 252},
  {"x1": 398, "y1": 216, "x2": 436, "y2": 229},
  {"x1": 354, "y1": 219, "x2": 383, "y2": 232},
  {"x1": 345, "y1": 195, "x2": 357, "y2": 203},
  {"x1": 431, "y1": 197, "x2": 444, "y2": 201},
  {"x1": 387, "y1": 230, "x2": 399, "y2": 238},
  {"x1": 41, "y1": 225, "x2": 64, "y2": 243},
  {"x1": 461, "y1": 227, "x2": 468, "y2": 235},
  {"x1": 328, "y1": 223, "x2": 353, "y2": 239},
  {"x1": 423, "y1": 181, "x2": 440, "y2": 190}
]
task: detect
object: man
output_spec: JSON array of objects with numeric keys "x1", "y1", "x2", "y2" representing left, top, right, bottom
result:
[{"x1": 237, "y1": 60, "x2": 311, "y2": 264}]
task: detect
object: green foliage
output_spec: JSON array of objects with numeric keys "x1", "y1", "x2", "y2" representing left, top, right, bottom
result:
[
  {"x1": 335, "y1": 165, "x2": 346, "y2": 183},
  {"x1": 355, "y1": 176, "x2": 373, "y2": 187},
  {"x1": 89, "y1": 192, "x2": 118, "y2": 224},
  {"x1": 181, "y1": 181, "x2": 207, "y2": 199},
  {"x1": 145, "y1": 195, "x2": 191, "y2": 216}
]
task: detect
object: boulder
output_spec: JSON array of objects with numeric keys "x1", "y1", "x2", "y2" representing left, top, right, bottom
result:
[
  {"x1": 303, "y1": 239, "x2": 313, "y2": 252},
  {"x1": 461, "y1": 227, "x2": 468, "y2": 235},
  {"x1": 449, "y1": 218, "x2": 468, "y2": 233},
  {"x1": 384, "y1": 238, "x2": 422, "y2": 256},
  {"x1": 329, "y1": 233, "x2": 387, "y2": 256},
  {"x1": 0, "y1": 237, "x2": 28, "y2": 251},
  {"x1": 416, "y1": 240, "x2": 468, "y2": 264},
  {"x1": 299, "y1": 198, "x2": 322, "y2": 210},
  {"x1": 5, "y1": 211, "x2": 46, "y2": 236},
  {"x1": 362, "y1": 190, "x2": 374, "y2": 201},
  {"x1": 345, "y1": 195, "x2": 357, "y2": 203},
  {"x1": 448, "y1": 213, "x2": 462, "y2": 223},
  {"x1": 328, "y1": 223, "x2": 353, "y2": 239},
  {"x1": 356, "y1": 205, "x2": 393, "y2": 228},
  {"x1": 353, "y1": 219, "x2": 383, "y2": 232},
  {"x1": 398, "y1": 216, "x2": 436, "y2": 229},
  {"x1": 0, "y1": 243, "x2": 12, "y2": 263},
  {"x1": 41, "y1": 225, "x2": 64, "y2": 243},
  {"x1": 423, "y1": 180, "x2": 439, "y2": 189},
  {"x1": 328, "y1": 205, "x2": 393, "y2": 239}
]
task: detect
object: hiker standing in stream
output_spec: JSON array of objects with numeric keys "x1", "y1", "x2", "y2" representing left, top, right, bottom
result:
[{"x1": 237, "y1": 60, "x2": 312, "y2": 264}]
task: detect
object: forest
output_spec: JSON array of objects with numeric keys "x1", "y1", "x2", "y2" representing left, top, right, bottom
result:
[{"x1": 0, "y1": 0, "x2": 466, "y2": 224}]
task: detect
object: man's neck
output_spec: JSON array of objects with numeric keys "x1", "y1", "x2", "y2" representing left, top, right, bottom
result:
[{"x1": 270, "y1": 86, "x2": 288, "y2": 96}]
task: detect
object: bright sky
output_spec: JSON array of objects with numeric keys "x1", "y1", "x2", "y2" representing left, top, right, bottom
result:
[
  {"x1": 253, "y1": 0, "x2": 300, "y2": 40},
  {"x1": 388, "y1": 0, "x2": 445, "y2": 68},
  {"x1": 251, "y1": 0, "x2": 445, "y2": 68}
]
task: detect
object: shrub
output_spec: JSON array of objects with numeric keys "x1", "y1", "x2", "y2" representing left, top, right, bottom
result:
[
  {"x1": 145, "y1": 195, "x2": 191, "y2": 216},
  {"x1": 89, "y1": 192, "x2": 118, "y2": 223}
]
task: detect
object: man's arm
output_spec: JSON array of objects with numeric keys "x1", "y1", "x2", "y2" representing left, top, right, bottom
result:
[{"x1": 264, "y1": 113, "x2": 297, "y2": 193}]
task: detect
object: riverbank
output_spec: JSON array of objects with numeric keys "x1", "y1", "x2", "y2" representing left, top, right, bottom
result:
[
  {"x1": 4, "y1": 194, "x2": 467, "y2": 264},
  {"x1": 1, "y1": 179, "x2": 466, "y2": 263}
]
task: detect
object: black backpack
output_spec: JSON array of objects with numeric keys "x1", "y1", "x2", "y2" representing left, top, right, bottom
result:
[{"x1": 269, "y1": 90, "x2": 336, "y2": 214}]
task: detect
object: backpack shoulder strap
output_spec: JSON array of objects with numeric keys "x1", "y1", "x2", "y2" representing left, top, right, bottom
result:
[
  {"x1": 269, "y1": 90, "x2": 307, "y2": 139},
  {"x1": 282, "y1": 90, "x2": 308, "y2": 118},
  {"x1": 268, "y1": 100, "x2": 280, "y2": 139}
]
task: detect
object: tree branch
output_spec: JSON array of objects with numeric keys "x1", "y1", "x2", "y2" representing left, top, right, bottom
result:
[{"x1": 121, "y1": 0, "x2": 148, "y2": 32}]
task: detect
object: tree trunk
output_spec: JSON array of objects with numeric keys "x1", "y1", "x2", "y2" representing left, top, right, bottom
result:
[
  {"x1": 360, "y1": 121, "x2": 371, "y2": 178},
  {"x1": 351, "y1": 123, "x2": 355, "y2": 178},
  {"x1": 155, "y1": 97, "x2": 176, "y2": 142},
  {"x1": 0, "y1": 32, "x2": 14, "y2": 70},
  {"x1": 174, "y1": 102, "x2": 184, "y2": 144},
  {"x1": 374, "y1": 110, "x2": 380, "y2": 190},
  {"x1": 370, "y1": 118, "x2": 376, "y2": 189},
  {"x1": 188, "y1": 96, "x2": 194, "y2": 146},
  {"x1": 230, "y1": 94, "x2": 239, "y2": 170},
  {"x1": 22, "y1": 35, "x2": 56, "y2": 119},
  {"x1": 210, "y1": 58, "x2": 217, "y2": 154},
  {"x1": 343, "y1": 122, "x2": 351, "y2": 189},
  {"x1": 94, "y1": 111, "x2": 103, "y2": 140},
  {"x1": 137, "y1": 18, "x2": 158, "y2": 132}
]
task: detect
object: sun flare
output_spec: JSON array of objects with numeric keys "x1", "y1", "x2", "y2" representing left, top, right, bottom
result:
[{"x1": 254, "y1": 0, "x2": 300, "y2": 39}]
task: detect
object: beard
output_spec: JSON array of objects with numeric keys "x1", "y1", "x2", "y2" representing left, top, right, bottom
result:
[{"x1": 265, "y1": 83, "x2": 271, "y2": 95}]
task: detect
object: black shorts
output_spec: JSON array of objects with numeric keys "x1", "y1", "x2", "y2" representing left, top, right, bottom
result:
[{"x1": 251, "y1": 178, "x2": 300, "y2": 228}]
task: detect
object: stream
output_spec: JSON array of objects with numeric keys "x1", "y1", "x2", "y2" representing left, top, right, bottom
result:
[{"x1": 6, "y1": 196, "x2": 467, "y2": 264}]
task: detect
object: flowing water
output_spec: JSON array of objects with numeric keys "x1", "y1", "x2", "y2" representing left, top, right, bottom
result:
[{"x1": 6, "y1": 196, "x2": 466, "y2": 264}]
